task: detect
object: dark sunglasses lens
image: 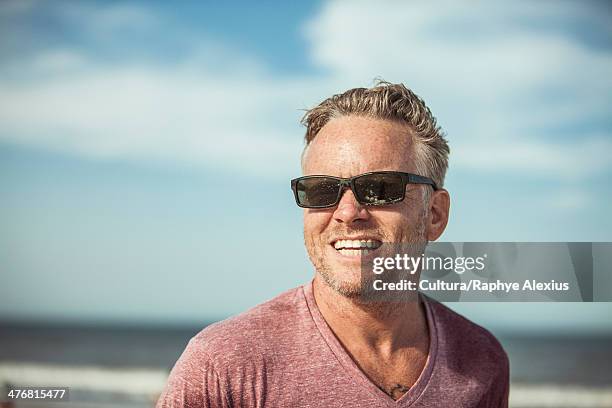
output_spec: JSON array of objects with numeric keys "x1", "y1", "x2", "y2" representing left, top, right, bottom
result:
[
  {"x1": 354, "y1": 173, "x2": 404, "y2": 205},
  {"x1": 296, "y1": 178, "x2": 340, "y2": 207}
]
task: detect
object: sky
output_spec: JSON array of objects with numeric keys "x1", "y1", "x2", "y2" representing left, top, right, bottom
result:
[{"x1": 1, "y1": 0, "x2": 611, "y2": 333}]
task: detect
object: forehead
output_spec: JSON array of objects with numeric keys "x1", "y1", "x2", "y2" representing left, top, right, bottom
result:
[{"x1": 303, "y1": 115, "x2": 416, "y2": 176}]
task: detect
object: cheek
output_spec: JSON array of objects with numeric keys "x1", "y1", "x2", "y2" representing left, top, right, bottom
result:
[
  {"x1": 374, "y1": 207, "x2": 419, "y2": 240},
  {"x1": 303, "y1": 212, "x2": 330, "y2": 240},
  {"x1": 384, "y1": 214, "x2": 410, "y2": 235}
]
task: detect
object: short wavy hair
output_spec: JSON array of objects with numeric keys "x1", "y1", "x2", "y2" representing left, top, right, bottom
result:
[{"x1": 301, "y1": 81, "x2": 450, "y2": 189}]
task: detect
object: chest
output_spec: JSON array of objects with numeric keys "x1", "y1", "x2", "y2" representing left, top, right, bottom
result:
[{"x1": 353, "y1": 347, "x2": 429, "y2": 400}]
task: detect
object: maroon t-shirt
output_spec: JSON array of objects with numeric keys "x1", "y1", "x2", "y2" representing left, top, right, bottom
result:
[{"x1": 157, "y1": 281, "x2": 509, "y2": 407}]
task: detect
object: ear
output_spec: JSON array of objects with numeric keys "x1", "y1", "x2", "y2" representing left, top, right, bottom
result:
[{"x1": 427, "y1": 189, "x2": 450, "y2": 241}]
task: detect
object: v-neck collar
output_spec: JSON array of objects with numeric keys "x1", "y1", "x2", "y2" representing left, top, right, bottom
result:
[{"x1": 302, "y1": 280, "x2": 438, "y2": 407}]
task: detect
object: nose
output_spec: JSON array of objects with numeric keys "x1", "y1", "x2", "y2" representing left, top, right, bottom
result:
[{"x1": 332, "y1": 187, "x2": 370, "y2": 224}]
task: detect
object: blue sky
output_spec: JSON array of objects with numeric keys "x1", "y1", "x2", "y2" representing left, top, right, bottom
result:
[{"x1": 1, "y1": 0, "x2": 611, "y2": 332}]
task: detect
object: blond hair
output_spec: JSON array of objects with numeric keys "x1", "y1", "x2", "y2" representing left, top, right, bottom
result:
[{"x1": 301, "y1": 81, "x2": 449, "y2": 188}]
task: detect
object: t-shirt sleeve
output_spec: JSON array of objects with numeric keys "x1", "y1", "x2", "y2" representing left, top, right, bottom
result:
[
  {"x1": 156, "y1": 338, "x2": 229, "y2": 408},
  {"x1": 482, "y1": 349, "x2": 510, "y2": 408},
  {"x1": 497, "y1": 355, "x2": 510, "y2": 408}
]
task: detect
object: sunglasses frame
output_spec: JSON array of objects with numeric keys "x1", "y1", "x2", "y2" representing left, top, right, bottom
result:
[{"x1": 290, "y1": 171, "x2": 438, "y2": 209}]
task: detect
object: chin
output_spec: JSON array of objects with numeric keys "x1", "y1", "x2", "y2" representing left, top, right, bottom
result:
[
  {"x1": 316, "y1": 265, "x2": 366, "y2": 298},
  {"x1": 309, "y1": 244, "x2": 372, "y2": 297}
]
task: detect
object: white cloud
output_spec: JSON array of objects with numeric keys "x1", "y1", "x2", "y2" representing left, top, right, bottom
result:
[
  {"x1": 0, "y1": 63, "x2": 314, "y2": 177},
  {"x1": 0, "y1": 3, "x2": 321, "y2": 178},
  {"x1": 0, "y1": 0, "x2": 611, "y2": 183},
  {"x1": 453, "y1": 137, "x2": 612, "y2": 179},
  {"x1": 0, "y1": 0, "x2": 37, "y2": 16},
  {"x1": 58, "y1": 2, "x2": 163, "y2": 36},
  {"x1": 551, "y1": 189, "x2": 592, "y2": 210},
  {"x1": 304, "y1": 0, "x2": 612, "y2": 179}
]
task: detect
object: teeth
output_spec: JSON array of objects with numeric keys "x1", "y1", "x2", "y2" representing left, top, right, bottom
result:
[
  {"x1": 333, "y1": 239, "x2": 381, "y2": 250},
  {"x1": 338, "y1": 248, "x2": 371, "y2": 256}
]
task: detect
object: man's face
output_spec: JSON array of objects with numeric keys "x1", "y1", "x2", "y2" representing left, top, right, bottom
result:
[{"x1": 302, "y1": 116, "x2": 430, "y2": 297}]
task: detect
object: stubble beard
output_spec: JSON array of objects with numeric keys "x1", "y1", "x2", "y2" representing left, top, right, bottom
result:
[{"x1": 306, "y1": 207, "x2": 429, "y2": 300}]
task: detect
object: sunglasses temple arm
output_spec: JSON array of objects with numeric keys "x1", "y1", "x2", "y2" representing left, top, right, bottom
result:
[{"x1": 407, "y1": 174, "x2": 438, "y2": 190}]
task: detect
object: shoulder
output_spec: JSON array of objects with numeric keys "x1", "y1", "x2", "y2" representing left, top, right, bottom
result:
[
  {"x1": 159, "y1": 288, "x2": 309, "y2": 406},
  {"x1": 426, "y1": 297, "x2": 509, "y2": 375},
  {"x1": 185, "y1": 286, "x2": 308, "y2": 370}
]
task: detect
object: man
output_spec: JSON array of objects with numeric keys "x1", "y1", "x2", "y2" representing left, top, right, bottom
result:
[{"x1": 157, "y1": 82, "x2": 509, "y2": 407}]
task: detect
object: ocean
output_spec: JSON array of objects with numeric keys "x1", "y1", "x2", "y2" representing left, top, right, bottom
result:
[{"x1": 1, "y1": 323, "x2": 611, "y2": 407}]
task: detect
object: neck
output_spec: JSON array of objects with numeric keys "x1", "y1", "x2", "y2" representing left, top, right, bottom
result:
[{"x1": 312, "y1": 275, "x2": 428, "y2": 356}]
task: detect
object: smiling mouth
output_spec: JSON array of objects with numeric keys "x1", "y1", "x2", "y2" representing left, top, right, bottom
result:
[{"x1": 332, "y1": 239, "x2": 383, "y2": 256}]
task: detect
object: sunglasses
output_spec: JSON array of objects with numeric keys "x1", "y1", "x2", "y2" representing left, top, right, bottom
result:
[{"x1": 291, "y1": 171, "x2": 438, "y2": 209}]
